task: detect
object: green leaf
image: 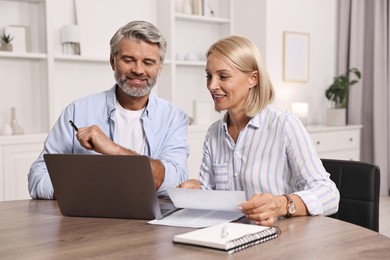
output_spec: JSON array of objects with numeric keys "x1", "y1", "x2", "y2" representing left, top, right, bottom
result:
[
  {"x1": 325, "y1": 67, "x2": 362, "y2": 108},
  {"x1": 1, "y1": 33, "x2": 14, "y2": 44}
]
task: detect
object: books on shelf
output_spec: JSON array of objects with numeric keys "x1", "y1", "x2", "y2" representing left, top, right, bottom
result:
[{"x1": 173, "y1": 222, "x2": 280, "y2": 254}]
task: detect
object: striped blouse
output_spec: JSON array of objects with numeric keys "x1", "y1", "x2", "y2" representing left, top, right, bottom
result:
[{"x1": 199, "y1": 105, "x2": 340, "y2": 216}]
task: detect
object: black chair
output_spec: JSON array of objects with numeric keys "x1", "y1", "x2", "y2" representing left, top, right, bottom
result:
[{"x1": 321, "y1": 159, "x2": 380, "y2": 232}]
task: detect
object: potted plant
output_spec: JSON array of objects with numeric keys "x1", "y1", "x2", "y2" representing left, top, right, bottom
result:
[
  {"x1": 0, "y1": 33, "x2": 14, "y2": 52},
  {"x1": 325, "y1": 67, "x2": 361, "y2": 126}
]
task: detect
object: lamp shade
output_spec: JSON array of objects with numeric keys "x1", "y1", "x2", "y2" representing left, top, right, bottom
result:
[
  {"x1": 60, "y1": 25, "x2": 80, "y2": 43},
  {"x1": 291, "y1": 102, "x2": 309, "y2": 118}
]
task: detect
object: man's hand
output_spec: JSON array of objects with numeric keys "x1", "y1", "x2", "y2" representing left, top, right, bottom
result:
[
  {"x1": 150, "y1": 159, "x2": 165, "y2": 190},
  {"x1": 177, "y1": 179, "x2": 201, "y2": 189},
  {"x1": 76, "y1": 125, "x2": 122, "y2": 155},
  {"x1": 76, "y1": 124, "x2": 166, "y2": 190}
]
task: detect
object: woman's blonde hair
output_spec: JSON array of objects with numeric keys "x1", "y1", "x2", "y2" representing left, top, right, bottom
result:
[{"x1": 206, "y1": 35, "x2": 274, "y2": 116}]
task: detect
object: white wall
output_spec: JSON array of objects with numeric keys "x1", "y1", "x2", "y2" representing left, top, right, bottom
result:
[{"x1": 233, "y1": 0, "x2": 337, "y2": 125}]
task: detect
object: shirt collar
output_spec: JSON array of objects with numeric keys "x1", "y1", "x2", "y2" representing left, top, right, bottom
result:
[{"x1": 221, "y1": 106, "x2": 269, "y2": 132}]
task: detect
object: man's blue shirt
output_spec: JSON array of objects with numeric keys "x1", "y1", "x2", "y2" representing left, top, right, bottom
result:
[{"x1": 28, "y1": 86, "x2": 189, "y2": 199}]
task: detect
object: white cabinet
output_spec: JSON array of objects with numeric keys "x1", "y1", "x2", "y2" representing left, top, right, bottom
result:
[
  {"x1": 306, "y1": 125, "x2": 362, "y2": 161},
  {"x1": 0, "y1": 134, "x2": 46, "y2": 201}
]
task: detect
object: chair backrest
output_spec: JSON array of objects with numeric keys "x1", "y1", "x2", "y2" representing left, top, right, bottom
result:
[{"x1": 321, "y1": 159, "x2": 380, "y2": 232}]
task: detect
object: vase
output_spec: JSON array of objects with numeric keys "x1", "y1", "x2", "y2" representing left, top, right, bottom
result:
[
  {"x1": 325, "y1": 108, "x2": 346, "y2": 126},
  {"x1": 0, "y1": 43, "x2": 13, "y2": 52},
  {"x1": 0, "y1": 123, "x2": 13, "y2": 136},
  {"x1": 10, "y1": 107, "x2": 25, "y2": 135}
]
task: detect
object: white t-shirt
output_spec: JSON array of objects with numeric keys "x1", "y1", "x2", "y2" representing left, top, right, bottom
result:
[{"x1": 115, "y1": 99, "x2": 146, "y2": 154}]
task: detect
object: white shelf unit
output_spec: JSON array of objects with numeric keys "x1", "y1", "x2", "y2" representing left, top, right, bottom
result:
[
  {"x1": 0, "y1": 0, "x2": 49, "y2": 135},
  {"x1": 156, "y1": 0, "x2": 233, "y2": 121}
]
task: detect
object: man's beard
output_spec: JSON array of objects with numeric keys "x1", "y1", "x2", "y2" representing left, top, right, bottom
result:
[{"x1": 114, "y1": 71, "x2": 156, "y2": 97}]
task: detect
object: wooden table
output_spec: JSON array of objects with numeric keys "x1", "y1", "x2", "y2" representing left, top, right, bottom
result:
[{"x1": 1, "y1": 200, "x2": 390, "y2": 259}]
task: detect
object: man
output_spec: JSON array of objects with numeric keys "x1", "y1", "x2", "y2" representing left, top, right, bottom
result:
[{"x1": 28, "y1": 21, "x2": 189, "y2": 199}]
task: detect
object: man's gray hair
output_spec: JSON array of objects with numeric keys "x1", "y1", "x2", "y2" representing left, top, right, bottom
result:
[{"x1": 110, "y1": 20, "x2": 167, "y2": 62}]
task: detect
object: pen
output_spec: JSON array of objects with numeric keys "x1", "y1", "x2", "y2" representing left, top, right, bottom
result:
[
  {"x1": 221, "y1": 224, "x2": 229, "y2": 238},
  {"x1": 69, "y1": 120, "x2": 78, "y2": 132}
]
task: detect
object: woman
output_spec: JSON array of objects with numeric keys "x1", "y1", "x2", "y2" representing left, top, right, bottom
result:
[{"x1": 179, "y1": 35, "x2": 340, "y2": 226}]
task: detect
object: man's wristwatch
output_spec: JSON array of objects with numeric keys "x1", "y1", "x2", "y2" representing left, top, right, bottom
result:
[{"x1": 283, "y1": 194, "x2": 296, "y2": 217}]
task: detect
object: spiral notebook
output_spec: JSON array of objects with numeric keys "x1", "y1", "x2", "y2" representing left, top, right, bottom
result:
[{"x1": 173, "y1": 222, "x2": 280, "y2": 254}]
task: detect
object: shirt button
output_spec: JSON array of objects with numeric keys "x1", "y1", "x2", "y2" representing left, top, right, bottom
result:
[{"x1": 234, "y1": 173, "x2": 238, "y2": 177}]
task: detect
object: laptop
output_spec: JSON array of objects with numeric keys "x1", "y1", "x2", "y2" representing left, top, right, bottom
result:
[{"x1": 44, "y1": 154, "x2": 177, "y2": 220}]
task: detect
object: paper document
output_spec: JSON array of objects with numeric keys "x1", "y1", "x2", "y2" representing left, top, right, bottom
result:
[
  {"x1": 148, "y1": 188, "x2": 246, "y2": 228},
  {"x1": 148, "y1": 209, "x2": 244, "y2": 228},
  {"x1": 167, "y1": 188, "x2": 246, "y2": 212}
]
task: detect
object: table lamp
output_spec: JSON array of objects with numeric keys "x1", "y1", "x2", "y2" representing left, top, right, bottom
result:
[
  {"x1": 60, "y1": 25, "x2": 80, "y2": 55},
  {"x1": 291, "y1": 102, "x2": 309, "y2": 126}
]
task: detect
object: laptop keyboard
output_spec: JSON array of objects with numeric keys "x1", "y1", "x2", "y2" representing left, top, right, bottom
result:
[{"x1": 161, "y1": 208, "x2": 171, "y2": 214}]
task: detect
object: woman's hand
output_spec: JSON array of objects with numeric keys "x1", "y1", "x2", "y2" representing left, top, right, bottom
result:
[
  {"x1": 177, "y1": 179, "x2": 201, "y2": 189},
  {"x1": 240, "y1": 193, "x2": 284, "y2": 226}
]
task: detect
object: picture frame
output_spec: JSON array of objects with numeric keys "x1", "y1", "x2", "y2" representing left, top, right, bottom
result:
[
  {"x1": 283, "y1": 31, "x2": 310, "y2": 82},
  {"x1": 4, "y1": 25, "x2": 29, "y2": 52}
]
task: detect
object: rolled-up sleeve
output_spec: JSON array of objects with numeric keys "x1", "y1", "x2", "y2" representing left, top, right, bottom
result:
[
  {"x1": 144, "y1": 94, "x2": 189, "y2": 195},
  {"x1": 28, "y1": 105, "x2": 77, "y2": 199},
  {"x1": 285, "y1": 115, "x2": 340, "y2": 216}
]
